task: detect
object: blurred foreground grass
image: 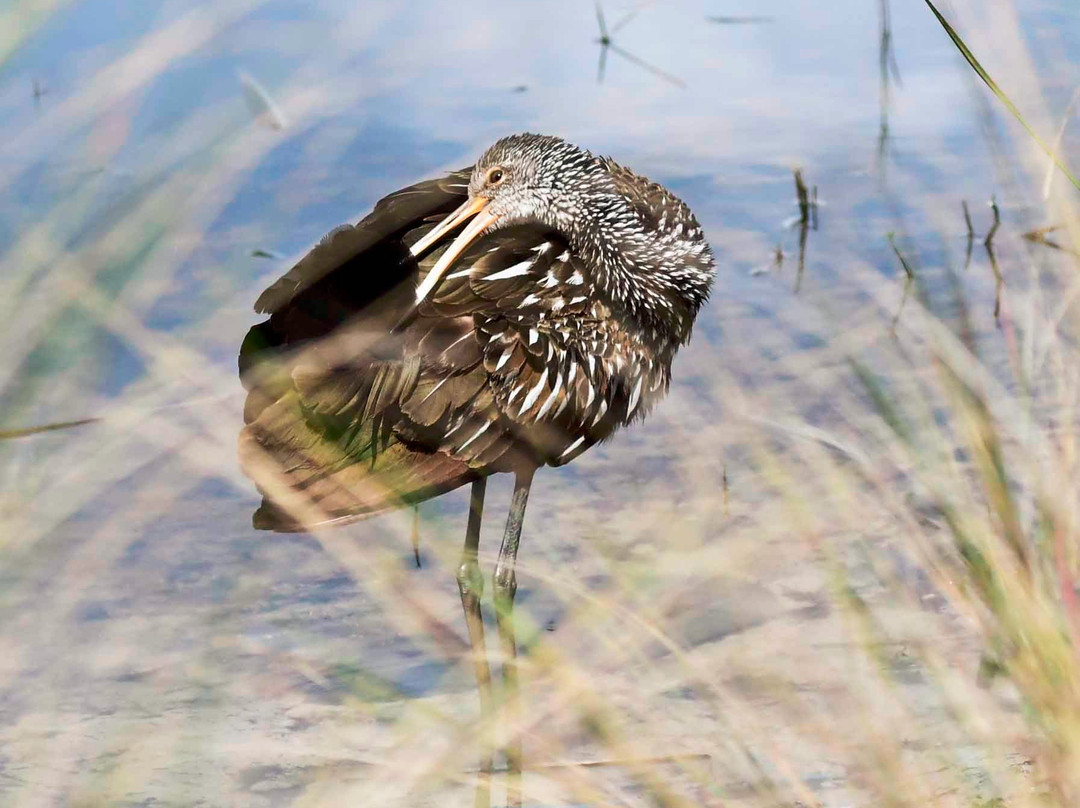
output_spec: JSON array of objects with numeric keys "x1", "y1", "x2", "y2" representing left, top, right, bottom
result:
[{"x1": 3, "y1": 1, "x2": 1080, "y2": 806}]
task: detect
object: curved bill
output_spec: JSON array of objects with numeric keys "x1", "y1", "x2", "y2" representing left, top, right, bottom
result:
[
  {"x1": 414, "y1": 197, "x2": 499, "y2": 304},
  {"x1": 409, "y1": 196, "x2": 490, "y2": 258}
]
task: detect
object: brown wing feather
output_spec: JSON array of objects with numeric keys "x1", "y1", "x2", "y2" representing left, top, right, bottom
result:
[
  {"x1": 252, "y1": 169, "x2": 471, "y2": 316},
  {"x1": 240, "y1": 332, "x2": 481, "y2": 532},
  {"x1": 239, "y1": 170, "x2": 481, "y2": 531},
  {"x1": 239, "y1": 403, "x2": 478, "y2": 532},
  {"x1": 415, "y1": 231, "x2": 636, "y2": 470},
  {"x1": 599, "y1": 156, "x2": 701, "y2": 237}
]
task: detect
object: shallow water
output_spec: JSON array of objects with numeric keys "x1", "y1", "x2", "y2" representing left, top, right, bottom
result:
[{"x1": 1, "y1": 1, "x2": 1077, "y2": 805}]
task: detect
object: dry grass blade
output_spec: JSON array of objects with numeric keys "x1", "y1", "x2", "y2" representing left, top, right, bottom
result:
[
  {"x1": 887, "y1": 233, "x2": 914, "y2": 279},
  {"x1": 239, "y1": 70, "x2": 288, "y2": 130},
  {"x1": 923, "y1": 0, "x2": 1080, "y2": 191},
  {"x1": 1043, "y1": 85, "x2": 1080, "y2": 199},
  {"x1": 0, "y1": 417, "x2": 99, "y2": 440}
]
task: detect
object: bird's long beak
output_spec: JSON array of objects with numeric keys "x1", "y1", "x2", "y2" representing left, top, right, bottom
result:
[
  {"x1": 410, "y1": 196, "x2": 487, "y2": 258},
  {"x1": 412, "y1": 196, "x2": 499, "y2": 304}
]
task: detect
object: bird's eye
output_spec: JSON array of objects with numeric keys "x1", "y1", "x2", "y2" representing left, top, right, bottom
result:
[{"x1": 486, "y1": 167, "x2": 505, "y2": 185}]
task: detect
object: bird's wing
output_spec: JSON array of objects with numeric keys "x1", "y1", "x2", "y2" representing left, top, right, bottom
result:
[
  {"x1": 239, "y1": 169, "x2": 483, "y2": 531},
  {"x1": 252, "y1": 168, "x2": 472, "y2": 317},
  {"x1": 238, "y1": 181, "x2": 630, "y2": 532},
  {"x1": 412, "y1": 227, "x2": 638, "y2": 469}
]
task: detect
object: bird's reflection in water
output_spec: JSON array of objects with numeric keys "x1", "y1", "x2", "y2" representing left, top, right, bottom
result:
[{"x1": 237, "y1": 134, "x2": 715, "y2": 807}]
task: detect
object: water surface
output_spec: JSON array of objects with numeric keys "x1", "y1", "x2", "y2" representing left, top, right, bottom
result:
[{"x1": 0, "y1": 1, "x2": 1074, "y2": 805}]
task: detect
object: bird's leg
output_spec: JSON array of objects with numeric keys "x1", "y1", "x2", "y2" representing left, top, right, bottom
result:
[
  {"x1": 457, "y1": 477, "x2": 493, "y2": 808},
  {"x1": 493, "y1": 467, "x2": 534, "y2": 808}
]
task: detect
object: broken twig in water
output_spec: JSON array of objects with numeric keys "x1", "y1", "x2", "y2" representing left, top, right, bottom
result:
[
  {"x1": 984, "y1": 195, "x2": 1000, "y2": 247},
  {"x1": 985, "y1": 239, "x2": 1003, "y2": 324},
  {"x1": 791, "y1": 169, "x2": 814, "y2": 292},
  {"x1": 962, "y1": 200, "x2": 975, "y2": 270}
]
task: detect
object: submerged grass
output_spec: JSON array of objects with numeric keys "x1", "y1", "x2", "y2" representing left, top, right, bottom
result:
[{"x1": 2, "y1": 0, "x2": 1080, "y2": 806}]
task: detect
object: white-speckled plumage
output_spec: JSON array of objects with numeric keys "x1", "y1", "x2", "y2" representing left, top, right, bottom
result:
[{"x1": 240, "y1": 133, "x2": 715, "y2": 528}]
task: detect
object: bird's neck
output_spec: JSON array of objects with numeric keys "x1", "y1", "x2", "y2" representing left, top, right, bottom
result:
[{"x1": 561, "y1": 192, "x2": 702, "y2": 352}]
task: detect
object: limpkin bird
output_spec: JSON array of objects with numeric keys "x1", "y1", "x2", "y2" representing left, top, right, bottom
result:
[{"x1": 237, "y1": 133, "x2": 714, "y2": 805}]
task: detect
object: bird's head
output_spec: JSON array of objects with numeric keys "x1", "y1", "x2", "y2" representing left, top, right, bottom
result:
[
  {"x1": 411, "y1": 134, "x2": 609, "y2": 303},
  {"x1": 467, "y1": 133, "x2": 608, "y2": 223},
  {"x1": 410, "y1": 134, "x2": 713, "y2": 350}
]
